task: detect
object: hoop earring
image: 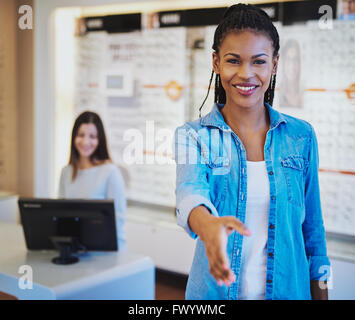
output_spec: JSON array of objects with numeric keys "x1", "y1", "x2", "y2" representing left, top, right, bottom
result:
[{"x1": 215, "y1": 74, "x2": 220, "y2": 103}]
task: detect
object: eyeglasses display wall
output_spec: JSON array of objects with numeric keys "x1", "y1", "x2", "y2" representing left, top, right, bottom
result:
[
  {"x1": 274, "y1": 20, "x2": 355, "y2": 236},
  {"x1": 72, "y1": 15, "x2": 355, "y2": 237},
  {"x1": 74, "y1": 26, "x2": 187, "y2": 207}
]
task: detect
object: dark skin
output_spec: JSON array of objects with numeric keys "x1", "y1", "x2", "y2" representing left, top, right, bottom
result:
[
  {"x1": 311, "y1": 280, "x2": 328, "y2": 300},
  {"x1": 188, "y1": 30, "x2": 328, "y2": 299}
]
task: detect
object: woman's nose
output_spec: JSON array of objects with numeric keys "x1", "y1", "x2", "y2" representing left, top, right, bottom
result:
[
  {"x1": 237, "y1": 63, "x2": 254, "y2": 79},
  {"x1": 82, "y1": 137, "x2": 91, "y2": 146}
]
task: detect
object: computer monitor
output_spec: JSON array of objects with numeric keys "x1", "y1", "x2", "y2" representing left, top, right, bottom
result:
[{"x1": 18, "y1": 198, "x2": 118, "y2": 265}]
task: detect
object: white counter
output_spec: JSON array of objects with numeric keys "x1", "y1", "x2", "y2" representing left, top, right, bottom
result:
[{"x1": 0, "y1": 222, "x2": 155, "y2": 300}]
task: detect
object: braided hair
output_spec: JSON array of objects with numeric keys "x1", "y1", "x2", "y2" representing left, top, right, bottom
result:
[{"x1": 199, "y1": 3, "x2": 280, "y2": 117}]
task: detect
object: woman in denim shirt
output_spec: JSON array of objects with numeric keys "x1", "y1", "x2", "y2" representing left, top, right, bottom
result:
[{"x1": 174, "y1": 4, "x2": 330, "y2": 300}]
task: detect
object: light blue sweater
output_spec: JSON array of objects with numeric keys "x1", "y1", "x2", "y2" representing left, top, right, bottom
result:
[{"x1": 58, "y1": 163, "x2": 127, "y2": 250}]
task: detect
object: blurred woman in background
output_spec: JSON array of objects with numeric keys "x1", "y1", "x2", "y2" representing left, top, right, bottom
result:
[{"x1": 59, "y1": 111, "x2": 127, "y2": 250}]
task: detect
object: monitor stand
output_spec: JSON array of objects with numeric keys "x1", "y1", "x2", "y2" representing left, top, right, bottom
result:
[{"x1": 50, "y1": 236, "x2": 79, "y2": 265}]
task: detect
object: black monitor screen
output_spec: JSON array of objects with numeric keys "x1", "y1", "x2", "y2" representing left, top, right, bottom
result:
[{"x1": 18, "y1": 198, "x2": 118, "y2": 251}]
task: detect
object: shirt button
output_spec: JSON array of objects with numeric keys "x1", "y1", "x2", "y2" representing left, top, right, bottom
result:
[
  {"x1": 271, "y1": 195, "x2": 276, "y2": 201},
  {"x1": 266, "y1": 279, "x2": 273, "y2": 284},
  {"x1": 268, "y1": 171, "x2": 274, "y2": 175},
  {"x1": 268, "y1": 252, "x2": 274, "y2": 257},
  {"x1": 269, "y1": 224, "x2": 275, "y2": 230}
]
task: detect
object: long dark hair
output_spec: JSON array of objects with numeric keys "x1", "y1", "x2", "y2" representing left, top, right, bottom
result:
[
  {"x1": 199, "y1": 3, "x2": 280, "y2": 117},
  {"x1": 69, "y1": 111, "x2": 111, "y2": 180}
]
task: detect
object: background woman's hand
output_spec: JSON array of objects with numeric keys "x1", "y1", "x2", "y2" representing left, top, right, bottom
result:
[{"x1": 188, "y1": 206, "x2": 251, "y2": 286}]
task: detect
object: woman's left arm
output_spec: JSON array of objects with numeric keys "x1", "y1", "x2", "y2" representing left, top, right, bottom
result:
[
  {"x1": 303, "y1": 125, "x2": 331, "y2": 300},
  {"x1": 107, "y1": 166, "x2": 127, "y2": 249}
]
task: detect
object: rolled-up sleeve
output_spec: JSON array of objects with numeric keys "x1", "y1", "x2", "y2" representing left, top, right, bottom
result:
[
  {"x1": 303, "y1": 124, "x2": 331, "y2": 281},
  {"x1": 174, "y1": 124, "x2": 219, "y2": 239}
]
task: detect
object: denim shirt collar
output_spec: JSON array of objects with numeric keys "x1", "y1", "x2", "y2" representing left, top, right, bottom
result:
[{"x1": 200, "y1": 102, "x2": 287, "y2": 131}]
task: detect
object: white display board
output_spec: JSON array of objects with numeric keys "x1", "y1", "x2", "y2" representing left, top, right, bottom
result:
[{"x1": 74, "y1": 27, "x2": 187, "y2": 207}]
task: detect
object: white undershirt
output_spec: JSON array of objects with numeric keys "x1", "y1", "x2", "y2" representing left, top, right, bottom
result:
[{"x1": 238, "y1": 161, "x2": 270, "y2": 300}]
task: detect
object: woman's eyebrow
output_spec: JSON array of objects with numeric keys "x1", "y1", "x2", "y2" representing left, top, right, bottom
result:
[{"x1": 223, "y1": 53, "x2": 269, "y2": 58}]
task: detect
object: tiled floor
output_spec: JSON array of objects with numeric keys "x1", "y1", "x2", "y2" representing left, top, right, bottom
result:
[
  {"x1": 0, "y1": 292, "x2": 17, "y2": 300},
  {"x1": 155, "y1": 269, "x2": 187, "y2": 300}
]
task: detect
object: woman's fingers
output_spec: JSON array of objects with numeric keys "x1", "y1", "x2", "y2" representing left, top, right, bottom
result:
[
  {"x1": 223, "y1": 216, "x2": 251, "y2": 236},
  {"x1": 209, "y1": 258, "x2": 234, "y2": 286},
  {"x1": 206, "y1": 226, "x2": 236, "y2": 286},
  {"x1": 204, "y1": 216, "x2": 250, "y2": 287}
]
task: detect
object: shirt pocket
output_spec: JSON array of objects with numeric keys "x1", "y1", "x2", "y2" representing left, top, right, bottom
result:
[
  {"x1": 281, "y1": 155, "x2": 308, "y2": 208},
  {"x1": 207, "y1": 156, "x2": 230, "y2": 205},
  {"x1": 207, "y1": 156, "x2": 231, "y2": 176}
]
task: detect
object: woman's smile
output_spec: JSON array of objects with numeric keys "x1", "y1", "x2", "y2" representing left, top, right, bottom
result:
[{"x1": 233, "y1": 84, "x2": 259, "y2": 96}]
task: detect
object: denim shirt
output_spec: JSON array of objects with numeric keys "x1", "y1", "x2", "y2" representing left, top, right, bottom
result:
[{"x1": 174, "y1": 103, "x2": 331, "y2": 300}]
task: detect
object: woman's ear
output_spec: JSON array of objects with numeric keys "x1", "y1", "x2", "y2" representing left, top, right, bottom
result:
[{"x1": 212, "y1": 52, "x2": 220, "y2": 74}]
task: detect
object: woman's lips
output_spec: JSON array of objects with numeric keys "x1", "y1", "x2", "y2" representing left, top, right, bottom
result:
[
  {"x1": 79, "y1": 147, "x2": 94, "y2": 153},
  {"x1": 233, "y1": 85, "x2": 258, "y2": 96}
]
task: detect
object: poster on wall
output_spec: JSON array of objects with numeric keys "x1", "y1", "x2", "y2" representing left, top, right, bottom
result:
[
  {"x1": 276, "y1": 25, "x2": 306, "y2": 111},
  {"x1": 338, "y1": 0, "x2": 355, "y2": 20}
]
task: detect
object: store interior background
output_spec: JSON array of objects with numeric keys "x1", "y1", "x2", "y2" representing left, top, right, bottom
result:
[{"x1": 0, "y1": 0, "x2": 355, "y2": 299}]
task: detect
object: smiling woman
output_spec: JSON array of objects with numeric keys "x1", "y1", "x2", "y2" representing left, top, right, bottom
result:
[
  {"x1": 174, "y1": 3, "x2": 330, "y2": 300},
  {"x1": 58, "y1": 111, "x2": 127, "y2": 250}
]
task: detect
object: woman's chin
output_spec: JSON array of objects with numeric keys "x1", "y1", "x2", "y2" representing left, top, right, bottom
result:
[
  {"x1": 78, "y1": 152, "x2": 94, "y2": 159},
  {"x1": 228, "y1": 94, "x2": 265, "y2": 109}
]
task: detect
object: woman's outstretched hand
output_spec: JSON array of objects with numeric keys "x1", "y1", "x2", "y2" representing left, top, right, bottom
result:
[{"x1": 188, "y1": 206, "x2": 251, "y2": 287}]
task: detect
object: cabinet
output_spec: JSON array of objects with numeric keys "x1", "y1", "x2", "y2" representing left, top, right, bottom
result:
[{"x1": 126, "y1": 206, "x2": 195, "y2": 275}]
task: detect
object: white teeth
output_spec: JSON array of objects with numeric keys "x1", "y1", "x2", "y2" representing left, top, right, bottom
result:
[{"x1": 234, "y1": 85, "x2": 256, "y2": 91}]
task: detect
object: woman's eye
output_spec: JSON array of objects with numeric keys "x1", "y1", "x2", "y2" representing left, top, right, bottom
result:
[
  {"x1": 227, "y1": 59, "x2": 239, "y2": 64},
  {"x1": 254, "y1": 59, "x2": 266, "y2": 65}
]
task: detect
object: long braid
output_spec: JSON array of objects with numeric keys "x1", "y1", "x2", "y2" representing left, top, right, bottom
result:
[
  {"x1": 199, "y1": 70, "x2": 214, "y2": 118},
  {"x1": 199, "y1": 3, "x2": 280, "y2": 117}
]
